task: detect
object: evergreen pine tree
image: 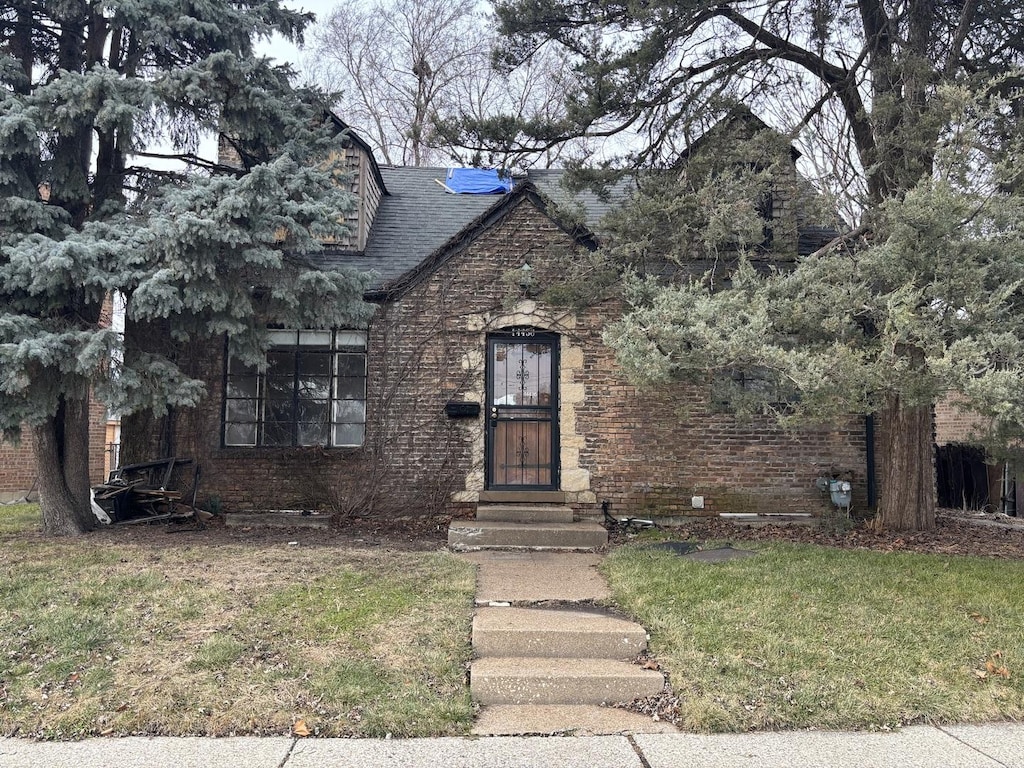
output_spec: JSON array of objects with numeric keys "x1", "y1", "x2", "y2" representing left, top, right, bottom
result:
[
  {"x1": 486, "y1": 0, "x2": 1024, "y2": 530},
  {"x1": 1, "y1": 1, "x2": 372, "y2": 535}
]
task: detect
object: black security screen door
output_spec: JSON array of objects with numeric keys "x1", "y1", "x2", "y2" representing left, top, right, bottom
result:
[{"x1": 486, "y1": 330, "x2": 559, "y2": 489}]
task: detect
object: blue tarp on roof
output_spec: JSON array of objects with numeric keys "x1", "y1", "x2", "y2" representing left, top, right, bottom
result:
[{"x1": 445, "y1": 168, "x2": 513, "y2": 194}]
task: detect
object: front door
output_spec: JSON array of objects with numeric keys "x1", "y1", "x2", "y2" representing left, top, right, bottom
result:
[{"x1": 486, "y1": 330, "x2": 559, "y2": 489}]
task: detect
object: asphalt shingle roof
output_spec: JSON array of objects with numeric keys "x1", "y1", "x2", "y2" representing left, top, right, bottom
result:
[
  {"x1": 315, "y1": 165, "x2": 837, "y2": 292},
  {"x1": 315, "y1": 166, "x2": 618, "y2": 290},
  {"x1": 526, "y1": 169, "x2": 627, "y2": 226}
]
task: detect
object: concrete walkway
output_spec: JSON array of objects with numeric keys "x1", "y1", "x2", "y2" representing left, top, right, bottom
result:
[
  {"x1": 3, "y1": 724, "x2": 1023, "y2": 767},
  {"x1": 458, "y1": 550, "x2": 670, "y2": 735},
  {"x1": 458, "y1": 550, "x2": 612, "y2": 604}
]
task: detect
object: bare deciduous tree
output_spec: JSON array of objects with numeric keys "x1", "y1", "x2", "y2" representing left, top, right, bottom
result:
[{"x1": 305, "y1": 0, "x2": 572, "y2": 167}]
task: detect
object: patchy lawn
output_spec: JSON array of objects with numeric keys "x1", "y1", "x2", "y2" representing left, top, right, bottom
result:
[
  {"x1": 604, "y1": 538, "x2": 1024, "y2": 732},
  {"x1": 0, "y1": 505, "x2": 475, "y2": 739}
]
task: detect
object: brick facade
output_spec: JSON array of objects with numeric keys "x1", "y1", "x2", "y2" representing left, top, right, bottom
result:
[
  {"x1": 161, "y1": 196, "x2": 868, "y2": 519},
  {"x1": 934, "y1": 394, "x2": 991, "y2": 446},
  {"x1": 0, "y1": 432, "x2": 39, "y2": 501},
  {"x1": 0, "y1": 396, "x2": 108, "y2": 502}
]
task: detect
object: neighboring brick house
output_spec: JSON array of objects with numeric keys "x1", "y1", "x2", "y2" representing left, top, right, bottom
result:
[
  {"x1": 934, "y1": 396, "x2": 1020, "y2": 514},
  {"x1": 0, "y1": 395, "x2": 109, "y2": 503},
  {"x1": 125, "y1": 117, "x2": 874, "y2": 520},
  {"x1": 2, "y1": 291, "x2": 115, "y2": 503}
]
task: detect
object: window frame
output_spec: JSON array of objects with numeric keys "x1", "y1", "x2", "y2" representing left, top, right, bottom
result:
[
  {"x1": 711, "y1": 366, "x2": 798, "y2": 414},
  {"x1": 222, "y1": 329, "x2": 367, "y2": 449}
]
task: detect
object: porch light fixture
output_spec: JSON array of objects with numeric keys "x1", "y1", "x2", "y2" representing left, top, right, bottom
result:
[{"x1": 518, "y1": 262, "x2": 534, "y2": 293}]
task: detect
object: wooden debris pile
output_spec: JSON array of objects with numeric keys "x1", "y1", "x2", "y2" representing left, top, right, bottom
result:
[{"x1": 92, "y1": 457, "x2": 208, "y2": 526}]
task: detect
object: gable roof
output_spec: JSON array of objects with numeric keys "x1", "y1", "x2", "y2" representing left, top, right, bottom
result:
[
  {"x1": 314, "y1": 166, "x2": 608, "y2": 292},
  {"x1": 679, "y1": 106, "x2": 802, "y2": 163},
  {"x1": 315, "y1": 162, "x2": 839, "y2": 294},
  {"x1": 325, "y1": 114, "x2": 389, "y2": 198},
  {"x1": 313, "y1": 112, "x2": 839, "y2": 298},
  {"x1": 365, "y1": 181, "x2": 598, "y2": 301}
]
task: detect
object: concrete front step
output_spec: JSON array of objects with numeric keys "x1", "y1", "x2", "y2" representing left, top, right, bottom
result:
[
  {"x1": 449, "y1": 520, "x2": 607, "y2": 550},
  {"x1": 478, "y1": 491, "x2": 566, "y2": 503},
  {"x1": 475, "y1": 504, "x2": 574, "y2": 523},
  {"x1": 470, "y1": 657, "x2": 664, "y2": 705},
  {"x1": 474, "y1": 607, "x2": 647, "y2": 659},
  {"x1": 472, "y1": 704, "x2": 677, "y2": 735}
]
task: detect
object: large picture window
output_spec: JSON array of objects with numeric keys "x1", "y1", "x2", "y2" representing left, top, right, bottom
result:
[{"x1": 223, "y1": 330, "x2": 366, "y2": 448}]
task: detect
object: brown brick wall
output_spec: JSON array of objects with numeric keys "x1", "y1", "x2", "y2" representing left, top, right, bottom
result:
[
  {"x1": 164, "y1": 197, "x2": 868, "y2": 519},
  {"x1": 571, "y1": 303, "x2": 868, "y2": 516},
  {"x1": 934, "y1": 394, "x2": 990, "y2": 445},
  {"x1": 0, "y1": 430, "x2": 39, "y2": 498}
]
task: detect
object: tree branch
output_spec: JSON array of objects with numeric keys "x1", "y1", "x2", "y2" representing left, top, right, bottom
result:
[
  {"x1": 712, "y1": 5, "x2": 877, "y2": 171},
  {"x1": 130, "y1": 150, "x2": 242, "y2": 176},
  {"x1": 944, "y1": 0, "x2": 978, "y2": 75},
  {"x1": 806, "y1": 223, "x2": 872, "y2": 259}
]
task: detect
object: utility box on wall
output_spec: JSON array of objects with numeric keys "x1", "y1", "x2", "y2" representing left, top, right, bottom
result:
[{"x1": 816, "y1": 476, "x2": 852, "y2": 514}]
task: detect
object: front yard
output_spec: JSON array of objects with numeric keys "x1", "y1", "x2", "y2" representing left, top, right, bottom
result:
[
  {"x1": 4, "y1": 503, "x2": 1024, "y2": 738},
  {"x1": 604, "y1": 536, "x2": 1024, "y2": 731},
  {"x1": 0, "y1": 505, "x2": 475, "y2": 739}
]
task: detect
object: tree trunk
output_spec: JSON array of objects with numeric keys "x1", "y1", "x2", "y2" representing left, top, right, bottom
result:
[
  {"x1": 873, "y1": 395, "x2": 935, "y2": 531},
  {"x1": 33, "y1": 396, "x2": 97, "y2": 536}
]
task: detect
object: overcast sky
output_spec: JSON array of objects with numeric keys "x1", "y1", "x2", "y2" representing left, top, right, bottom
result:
[{"x1": 256, "y1": 0, "x2": 339, "y2": 75}]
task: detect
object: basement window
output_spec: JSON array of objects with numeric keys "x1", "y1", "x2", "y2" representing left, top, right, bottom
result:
[{"x1": 223, "y1": 330, "x2": 366, "y2": 448}]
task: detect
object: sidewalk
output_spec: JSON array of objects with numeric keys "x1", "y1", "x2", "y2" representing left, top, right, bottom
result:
[{"x1": 2, "y1": 724, "x2": 1022, "y2": 767}]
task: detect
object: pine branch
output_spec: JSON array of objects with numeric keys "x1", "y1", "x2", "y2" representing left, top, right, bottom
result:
[{"x1": 129, "y1": 151, "x2": 243, "y2": 176}]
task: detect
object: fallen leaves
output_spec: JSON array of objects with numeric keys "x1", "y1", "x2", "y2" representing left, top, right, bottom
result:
[
  {"x1": 637, "y1": 515, "x2": 1024, "y2": 560},
  {"x1": 976, "y1": 652, "x2": 1011, "y2": 681},
  {"x1": 292, "y1": 719, "x2": 311, "y2": 737}
]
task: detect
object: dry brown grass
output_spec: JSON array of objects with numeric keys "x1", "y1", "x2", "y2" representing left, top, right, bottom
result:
[{"x1": 0, "y1": 505, "x2": 475, "y2": 739}]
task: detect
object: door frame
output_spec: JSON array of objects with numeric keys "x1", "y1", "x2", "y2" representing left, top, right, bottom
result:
[{"x1": 484, "y1": 328, "x2": 560, "y2": 491}]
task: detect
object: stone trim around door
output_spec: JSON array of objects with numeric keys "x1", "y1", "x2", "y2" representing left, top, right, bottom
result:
[{"x1": 451, "y1": 300, "x2": 595, "y2": 505}]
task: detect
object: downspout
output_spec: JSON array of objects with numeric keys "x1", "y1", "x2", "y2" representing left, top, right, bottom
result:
[{"x1": 865, "y1": 413, "x2": 877, "y2": 508}]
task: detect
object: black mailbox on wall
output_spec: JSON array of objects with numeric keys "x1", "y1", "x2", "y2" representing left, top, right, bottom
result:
[{"x1": 445, "y1": 401, "x2": 481, "y2": 419}]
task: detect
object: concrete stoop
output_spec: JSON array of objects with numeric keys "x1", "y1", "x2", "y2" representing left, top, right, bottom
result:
[
  {"x1": 474, "y1": 504, "x2": 574, "y2": 523},
  {"x1": 471, "y1": 704, "x2": 677, "y2": 736},
  {"x1": 470, "y1": 657, "x2": 665, "y2": 706},
  {"x1": 473, "y1": 607, "x2": 647, "y2": 659},
  {"x1": 448, "y1": 520, "x2": 608, "y2": 550}
]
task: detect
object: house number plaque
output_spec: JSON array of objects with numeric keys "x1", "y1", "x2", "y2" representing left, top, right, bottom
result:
[{"x1": 510, "y1": 327, "x2": 536, "y2": 338}]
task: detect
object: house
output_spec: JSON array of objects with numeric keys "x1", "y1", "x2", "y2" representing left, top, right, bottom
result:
[
  {"x1": 122, "y1": 116, "x2": 871, "y2": 522},
  {"x1": 934, "y1": 398, "x2": 1021, "y2": 515},
  {"x1": 1, "y1": 290, "x2": 116, "y2": 504},
  {"x1": 0, "y1": 395, "x2": 109, "y2": 504}
]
